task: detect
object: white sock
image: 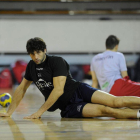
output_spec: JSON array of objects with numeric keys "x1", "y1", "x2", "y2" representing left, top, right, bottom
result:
[{"x1": 137, "y1": 110, "x2": 140, "y2": 118}]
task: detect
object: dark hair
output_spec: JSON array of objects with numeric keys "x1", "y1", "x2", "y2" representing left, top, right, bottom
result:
[
  {"x1": 26, "y1": 37, "x2": 47, "y2": 54},
  {"x1": 106, "y1": 35, "x2": 120, "y2": 50}
]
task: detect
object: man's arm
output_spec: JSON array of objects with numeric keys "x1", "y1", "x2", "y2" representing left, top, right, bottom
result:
[
  {"x1": 0, "y1": 78, "x2": 32, "y2": 117},
  {"x1": 121, "y1": 71, "x2": 128, "y2": 78},
  {"x1": 24, "y1": 76, "x2": 66, "y2": 119},
  {"x1": 91, "y1": 71, "x2": 99, "y2": 89}
]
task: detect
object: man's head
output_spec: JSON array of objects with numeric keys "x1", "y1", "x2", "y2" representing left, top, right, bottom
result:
[
  {"x1": 106, "y1": 35, "x2": 120, "y2": 51},
  {"x1": 26, "y1": 37, "x2": 46, "y2": 54},
  {"x1": 26, "y1": 37, "x2": 47, "y2": 64}
]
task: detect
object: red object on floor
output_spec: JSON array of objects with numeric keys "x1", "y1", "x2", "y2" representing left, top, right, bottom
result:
[
  {"x1": 0, "y1": 69, "x2": 13, "y2": 88},
  {"x1": 11, "y1": 60, "x2": 27, "y2": 84}
]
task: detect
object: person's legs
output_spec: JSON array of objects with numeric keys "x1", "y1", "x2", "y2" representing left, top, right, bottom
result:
[
  {"x1": 82, "y1": 103, "x2": 138, "y2": 119},
  {"x1": 61, "y1": 82, "x2": 140, "y2": 118},
  {"x1": 91, "y1": 90, "x2": 140, "y2": 108}
]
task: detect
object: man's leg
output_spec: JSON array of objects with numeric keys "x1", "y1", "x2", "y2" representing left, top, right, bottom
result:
[
  {"x1": 82, "y1": 103, "x2": 138, "y2": 119},
  {"x1": 91, "y1": 90, "x2": 140, "y2": 108}
]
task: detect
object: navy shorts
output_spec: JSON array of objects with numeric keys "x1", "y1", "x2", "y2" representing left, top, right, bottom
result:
[{"x1": 60, "y1": 83, "x2": 98, "y2": 118}]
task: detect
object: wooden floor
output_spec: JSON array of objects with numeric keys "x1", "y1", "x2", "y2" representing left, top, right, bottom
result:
[{"x1": 0, "y1": 86, "x2": 140, "y2": 140}]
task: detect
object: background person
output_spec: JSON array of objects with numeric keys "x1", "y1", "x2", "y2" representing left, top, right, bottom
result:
[{"x1": 90, "y1": 35, "x2": 140, "y2": 97}]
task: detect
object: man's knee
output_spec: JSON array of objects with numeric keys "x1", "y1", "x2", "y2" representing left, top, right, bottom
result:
[
  {"x1": 102, "y1": 106, "x2": 115, "y2": 115},
  {"x1": 113, "y1": 97, "x2": 127, "y2": 108}
]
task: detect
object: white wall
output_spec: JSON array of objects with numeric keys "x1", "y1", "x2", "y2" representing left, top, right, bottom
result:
[{"x1": 0, "y1": 19, "x2": 140, "y2": 53}]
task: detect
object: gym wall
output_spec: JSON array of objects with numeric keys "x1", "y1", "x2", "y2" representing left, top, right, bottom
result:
[{"x1": 0, "y1": 19, "x2": 140, "y2": 53}]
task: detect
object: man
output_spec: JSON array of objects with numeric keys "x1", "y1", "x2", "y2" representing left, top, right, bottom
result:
[
  {"x1": 90, "y1": 35, "x2": 140, "y2": 97},
  {"x1": 1, "y1": 37, "x2": 140, "y2": 119}
]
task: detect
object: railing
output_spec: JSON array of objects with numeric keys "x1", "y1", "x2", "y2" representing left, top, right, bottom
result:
[
  {"x1": 0, "y1": 0, "x2": 140, "y2": 1},
  {"x1": 0, "y1": 10, "x2": 140, "y2": 15}
]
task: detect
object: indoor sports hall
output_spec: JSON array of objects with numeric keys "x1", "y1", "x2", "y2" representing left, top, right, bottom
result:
[{"x1": 0, "y1": 0, "x2": 140, "y2": 139}]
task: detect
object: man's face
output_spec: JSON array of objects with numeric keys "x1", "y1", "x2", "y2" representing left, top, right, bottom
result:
[{"x1": 30, "y1": 49, "x2": 46, "y2": 64}]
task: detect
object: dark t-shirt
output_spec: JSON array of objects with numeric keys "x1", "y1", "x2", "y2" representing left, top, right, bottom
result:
[{"x1": 24, "y1": 55, "x2": 80, "y2": 111}]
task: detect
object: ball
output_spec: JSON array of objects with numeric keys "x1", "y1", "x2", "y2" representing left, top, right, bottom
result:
[{"x1": 0, "y1": 93, "x2": 12, "y2": 107}]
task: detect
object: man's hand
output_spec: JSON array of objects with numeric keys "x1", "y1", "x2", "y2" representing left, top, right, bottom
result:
[
  {"x1": 0, "y1": 113, "x2": 10, "y2": 117},
  {"x1": 24, "y1": 112, "x2": 41, "y2": 119}
]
